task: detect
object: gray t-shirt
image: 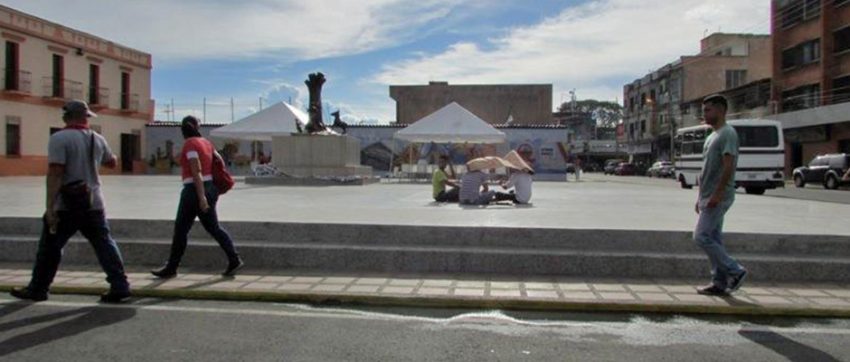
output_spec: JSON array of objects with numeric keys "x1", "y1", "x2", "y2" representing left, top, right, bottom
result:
[
  {"x1": 460, "y1": 171, "x2": 491, "y2": 203},
  {"x1": 48, "y1": 128, "x2": 114, "y2": 211},
  {"x1": 699, "y1": 124, "x2": 738, "y2": 202}
]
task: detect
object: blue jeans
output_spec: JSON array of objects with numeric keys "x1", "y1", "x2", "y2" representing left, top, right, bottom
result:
[
  {"x1": 694, "y1": 198, "x2": 744, "y2": 289},
  {"x1": 166, "y1": 181, "x2": 238, "y2": 267},
  {"x1": 29, "y1": 210, "x2": 129, "y2": 293}
]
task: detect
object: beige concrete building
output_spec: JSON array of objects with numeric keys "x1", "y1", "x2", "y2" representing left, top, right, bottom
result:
[
  {"x1": 389, "y1": 82, "x2": 552, "y2": 125},
  {"x1": 1, "y1": 5, "x2": 153, "y2": 175},
  {"x1": 622, "y1": 33, "x2": 771, "y2": 163}
]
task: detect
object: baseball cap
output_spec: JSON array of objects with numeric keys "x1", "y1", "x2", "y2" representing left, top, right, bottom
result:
[{"x1": 62, "y1": 99, "x2": 97, "y2": 118}]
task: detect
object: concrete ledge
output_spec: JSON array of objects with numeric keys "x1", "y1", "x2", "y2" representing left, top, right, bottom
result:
[
  {"x1": 2, "y1": 217, "x2": 848, "y2": 256},
  {"x1": 1, "y1": 237, "x2": 849, "y2": 282}
]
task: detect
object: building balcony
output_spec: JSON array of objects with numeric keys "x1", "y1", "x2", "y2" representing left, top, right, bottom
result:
[
  {"x1": 2, "y1": 69, "x2": 32, "y2": 94},
  {"x1": 120, "y1": 93, "x2": 140, "y2": 112},
  {"x1": 41, "y1": 77, "x2": 83, "y2": 100},
  {"x1": 88, "y1": 86, "x2": 110, "y2": 108}
]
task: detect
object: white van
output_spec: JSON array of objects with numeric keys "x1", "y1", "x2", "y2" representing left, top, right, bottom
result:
[{"x1": 675, "y1": 119, "x2": 785, "y2": 195}]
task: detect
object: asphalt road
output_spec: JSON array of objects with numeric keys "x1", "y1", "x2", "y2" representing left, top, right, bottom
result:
[{"x1": 0, "y1": 295, "x2": 848, "y2": 362}]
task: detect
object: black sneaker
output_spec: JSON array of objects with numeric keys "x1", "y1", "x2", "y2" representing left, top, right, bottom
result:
[
  {"x1": 697, "y1": 284, "x2": 729, "y2": 296},
  {"x1": 728, "y1": 269, "x2": 748, "y2": 293},
  {"x1": 100, "y1": 290, "x2": 131, "y2": 304},
  {"x1": 222, "y1": 258, "x2": 244, "y2": 277},
  {"x1": 9, "y1": 287, "x2": 48, "y2": 302},
  {"x1": 150, "y1": 265, "x2": 177, "y2": 279}
]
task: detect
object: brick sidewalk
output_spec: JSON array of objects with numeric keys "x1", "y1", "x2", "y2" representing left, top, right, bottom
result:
[{"x1": 1, "y1": 266, "x2": 849, "y2": 317}]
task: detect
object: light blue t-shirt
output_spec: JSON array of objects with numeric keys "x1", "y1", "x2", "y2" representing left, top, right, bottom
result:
[{"x1": 699, "y1": 124, "x2": 738, "y2": 201}]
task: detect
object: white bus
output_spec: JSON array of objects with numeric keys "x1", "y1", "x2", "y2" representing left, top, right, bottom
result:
[{"x1": 675, "y1": 119, "x2": 785, "y2": 195}]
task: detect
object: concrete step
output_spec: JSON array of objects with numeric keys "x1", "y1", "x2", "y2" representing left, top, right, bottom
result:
[
  {"x1": 1, "y1": 236, "x2": 848, "y2": 282},
  {"x1": 2, "y1": 217, "x2": 849, "y2": 257}
]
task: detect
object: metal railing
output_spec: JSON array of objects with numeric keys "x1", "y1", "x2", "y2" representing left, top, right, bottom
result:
[
  {"x1": 41, "y1": 77, "x2": 83, "y2": 100},
  {"x1": 121, "y1": 92, "x2": 140, "y2": 111},
  {"x1": 89, "y1": 86, "x2": 110, "y2": 106},
  {"x1": 2, "y1": 69, "x2": 32, "y2": 93}
]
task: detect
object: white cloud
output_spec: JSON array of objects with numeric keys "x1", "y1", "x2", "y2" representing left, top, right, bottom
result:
[
  {"x1": 4, "y1": 0, "x2": 464, "y2": 62},
  {"x1": 156, "y1": 81, "x2": 391, "y2": 124},
  {"x1": 371, "y1": 0, "x2": 770, "y2": 105},
  {"x1": 262, "y1": 82, "x2": 305, "y2": 109}
]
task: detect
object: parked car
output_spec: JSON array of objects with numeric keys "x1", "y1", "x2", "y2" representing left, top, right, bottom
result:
[
  {"x1": 614, "y1": 162, "x2": 636, "y2": 176},
  {"x1": 793, "y1": 153, "x2": 850, "y2": 190},
  {"x1": 603, "y1": 159, "x2": 624, "y2": 175},
  {"x1": 647, "y1": 161, "x2": 675, "y2": 178}
]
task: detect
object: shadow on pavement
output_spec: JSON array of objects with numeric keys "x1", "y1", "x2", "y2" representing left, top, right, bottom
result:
[
  {"x1": 739, "y1": 329, "x2": 842, "y2": 362},
  {"x1": 0, "y1": 304, "x2": 137, "y2": 357},
  {"x1": 0, "y1": 302, "x2": 31, "y2": 319}
]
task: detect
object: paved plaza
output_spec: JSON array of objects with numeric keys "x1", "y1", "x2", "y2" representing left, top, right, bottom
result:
[{"x1": 0, "y1": 173, "x2": 848, "y2": 235}]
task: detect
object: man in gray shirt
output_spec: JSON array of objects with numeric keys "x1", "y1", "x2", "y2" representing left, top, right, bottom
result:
[
  {"x1": 460, "y1": 170, "x2": 495, "y2": 205},
  {"x1": 693, "y1": 95, "x2": 747, "y2": 296},
  {"x1": 10, "y1": 100, "x2": 131, "y2": 303}
]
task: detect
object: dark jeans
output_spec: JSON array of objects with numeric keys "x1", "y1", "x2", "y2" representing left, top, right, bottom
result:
[
  {"x1": 494, "y1": 191, "x2": 518, "y2": 203},
  {"x1": 434, "y1": 187, "x2": 459, "y2": 203},
  {"x1": 29, "y1": 209, "x2": 129, "y2": 294},
  {"x1": 166, "y1": 181, "x2": 239, "y2": 267}
]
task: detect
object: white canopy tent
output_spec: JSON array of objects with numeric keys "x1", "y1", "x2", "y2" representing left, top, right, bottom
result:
[
  {"x1": 210, "y1": 101, "x2": 308, "y2": 141},
  {"x1": 394, "y1": 102, "x2": 506, "y2": 143},
  {"x1": 392, "y1": 102, "x2": 506, "y2": 179}
]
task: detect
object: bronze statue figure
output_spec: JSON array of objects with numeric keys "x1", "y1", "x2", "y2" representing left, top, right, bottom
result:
[
  {"x1": 304, "y1": 72, "x2": 331, "y2": 134},
  {"x1": 330, "y1": 110, "x2": 348, "y2": 134}
]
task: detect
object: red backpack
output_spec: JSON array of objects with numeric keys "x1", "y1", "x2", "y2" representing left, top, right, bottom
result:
[{"x1": 212, "y1": 151, "x2": 234, "y2": 194}]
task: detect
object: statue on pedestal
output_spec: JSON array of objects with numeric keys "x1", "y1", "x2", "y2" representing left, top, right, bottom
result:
[{"x1": 303, "y1": 72, "x2": 337, "y2": 135}]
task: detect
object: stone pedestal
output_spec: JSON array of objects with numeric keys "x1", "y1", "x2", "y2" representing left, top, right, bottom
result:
[
  {"x1": 274, "y1": 134, "x2": 372, "y2": 178},
  {"x1": 245, "y1": 134, "x2": 374, "y2": 185}
]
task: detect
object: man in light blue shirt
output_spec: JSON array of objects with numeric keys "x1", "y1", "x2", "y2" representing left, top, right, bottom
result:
[{"x1": 693, "y1": 95, "x2": 747, "y2": 296}]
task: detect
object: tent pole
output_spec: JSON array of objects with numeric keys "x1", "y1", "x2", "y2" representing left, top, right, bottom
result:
[
  {"x1": 448, "y1": 142, "x2": 455, "y2": 178},
  {"x1": 388, "y1": 137, "x2": 395, "y2": 181}
]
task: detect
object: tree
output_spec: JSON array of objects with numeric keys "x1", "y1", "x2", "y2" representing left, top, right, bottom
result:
[{"x1": 558, "y1": 99, "x2": 623, "y2": 129}]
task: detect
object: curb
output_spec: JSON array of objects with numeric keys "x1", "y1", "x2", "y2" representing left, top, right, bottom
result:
[{"x1": 2, "y1": 284, "x2": 848, "y2": 319}]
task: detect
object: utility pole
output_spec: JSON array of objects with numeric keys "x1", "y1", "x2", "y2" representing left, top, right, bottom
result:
[
  {"x1": 669, "y1": 92, "x2": 675, "y2": 162},
  {"x1": 259, "y1": 97, "x2": 263, "y2": 110},
  {"x1": 569, "y1": 89, "x2": 577, "y2": 111},
  {"x1": 162, "y1": 103, "x2": 172, "y2": 122},
  {"x1": 203, "y1": 97, "x2": 207, "y2": 123},
  {"x1": 230, "y1": 97, "x2": 235, "y2": 123},
  {"x1": 170, "y1": 98, "x2": 175, "y2": 122}
]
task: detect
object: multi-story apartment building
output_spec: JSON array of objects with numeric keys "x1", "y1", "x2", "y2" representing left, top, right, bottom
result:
[
  {"x1": 770, "y1": 0, "x2": 850, "y2": 174},
  {"x1": 622, "y1": 33, "x2": 771, "y2": 164},
  {"x1": 0, "y1": 5, "x2": 153, "y2": 175}
]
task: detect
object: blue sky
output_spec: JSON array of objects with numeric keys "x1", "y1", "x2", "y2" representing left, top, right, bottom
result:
[{"x1": 4, "y1": 0, "x2": 769, "y2": 124}]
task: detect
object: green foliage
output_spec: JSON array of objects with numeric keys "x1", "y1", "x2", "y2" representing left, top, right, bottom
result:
[{"x1": 558, "y1": 99, "x2": 623, "y2": 128}]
